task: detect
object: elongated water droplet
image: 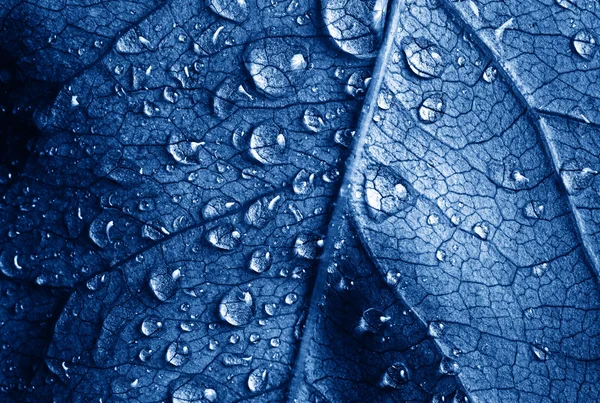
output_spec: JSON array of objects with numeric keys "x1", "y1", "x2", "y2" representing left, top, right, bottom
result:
[
  {"x1": 249, "y1": 124, "x2": 286, "y2": 164},
  {"x1": 207, "y1": 0, "x2": 248, "y2": 22},
  {"x1": 380, "y1": 362, "x2": 410, "y2": 388},
  {"x1": 202, "y1": 197, "x2": 239, "y2": 220},
  {"x1": 419, "y1": 94, "x2": 445, "y2": 123},
  {"x1": 166, "y1": 341, "x2": 191, "y2": 367},
  {"x1": 206, "y1": 224, "x2": 241, "y2": 250},
  {"x1": 404, "y1": 38, "x2": 445, "y2": 79},
  {"x1": 249, "y1": 247, "x2": 272, "y2": 273},
  {"x1": 141, "y1": 316, "x2": 163, "y2": 336},
  {"x1": 221, "y1": 353, "x2": 253, "y2": 366},
  {"x1": 219, "y1": 287, "x2": 255, "y2": 327},
  {"x1": 293, "y1": 169, "x2": 315, "y2": 195},
  {"x1": 247, "y1": 368, "x2": 268, "y2": 393},
  {"x1": 572, "y1": 30, "x2": 597, "y2": 60}
]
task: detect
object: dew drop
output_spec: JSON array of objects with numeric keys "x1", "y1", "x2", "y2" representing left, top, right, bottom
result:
[
  {"x1": 403, "y1": 37, "x2": 445, "y2": 79},
  {"x1": 356, "y1": 308, "x2": 390, "y2": 334},
  {"x1": 141, "y1": 316, "x2": 163, "y2": 336},
  {"x1": 206, "y1": 224, "x2": 241, "y2": 250},
  {"x1": 270, "y1": 337, "x2": 281, "y2": 348},
  {"x1": 219, "y1": 287, "x2": 255, "y2": 327},
  {"x1": 245, "y1": 195, "x2": 280, "y2": 228},
  {"x1": 207, "y1": 0, "x2": 249, "y2": 22},
  {"x1": 472, "y1": 222, "x2": 489, "y2": 240},
  {"x1": 562, "y1": 166, "x2": 597, "y2": 193},
  {"x1": 221, "y1": 353, "x2": 253, "y2": 367},
  {"x1": 439, "y1": 357, "x2": 461, "y2": 375},
  {"x1": 166, "y1": 341, "x2": 191, "y2": 367},
  {"x1": 292, "y1": 169, "x2": 315, "y2": 195},
  {"x1": 532, "y1": 262, "x2": 548, "y2": 277},
  {"x1": 418, "y1": 94, "x2": 445, "y2": 123},
  {"x1": 531, "y1": 345, "x2": 548, "y2": 361},
  {"x1": 302, "y1": 107, "x2": 325, "y2": 133},
  {"x1": 264, "y1": 303, "x2": 278, "y2": 316},
  {"x1": 377, "y1": 91, "x2": 393, "y2": 110},
  {"x1": 247, "y1": 368, "x2": 268, "y2": 393},
  {"x1": 249, "y1": 333, "x2": 261, "y2": 343},
  {"x1": 149, "y1": 271, "x2": 178, "y2": 301},
  {"x1": 294, "y1": 232, "x2": 322, "y2": 259},
  {"x1": 284, "y1": 293, "x2": 298, "y2": 305},
  {"x1": 249, "y1": 124, "x2": 286, "y2": 165},
  {"x1": 572, "y1": 29, "x2": 597, "y2": 60},
  {"x1": 482, "y1": 65, "x2": 498, "y2": 83},
  {"x1": 346, "y1": 71, "x2": 371, "y2": 97},
  {"x1": 334, "y1": 129, "x2": 355, "y2": 147},
  {"x1": 138, "y1": 348, "x2": 153, "y2": 362},
  {"x1": 167, "y1": 134, "x2": 202, "y2": 165},
  {"x1": 202, "y1": 196, "x2": 239, "y2": 220},
  {"x1": 380, "y1": 362, "x2": 410, "y2": 388},
  {"x1": 163, "y1": 87, "x2": 179, "y2": 103},
  {"x1": 428, "y1": 321, "x2": 445, "y2": 338},
  {"x1": 523, "y1": 201, "x2": 545, "y2": 219},
  {"x1": 249, "y1": 247, "x2": 272, "y2": 273}
]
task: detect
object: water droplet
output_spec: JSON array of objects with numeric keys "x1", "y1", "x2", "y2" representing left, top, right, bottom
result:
[
  {"x1": 245, "y1": 195, "x2": 280, "y2": 228},
  {"x1": 138, "y1": 348, "x2": 153, "y2": 362},
  {"x1": 202, "y1": 196, "x2": 239, "y2": 220},
  {"x1": 364, "y1": 170, "x2": 409, "y2": 219},
  {"x1": 249, "y1": 124, "x2": 286, "y2": 164},
  {"x1": 249, "y1": 333, "x2": 261, "y2": 343},
  {"x1": 439, "y1": 357, "x2": 461, "y2": 375},
  {"x1": 531, "y1": 345, "x2": 548, "y2": 361},
  {"x1": 334, "y1": 129, "x2": 355, "y2": 147},
  {"x1": 523, "y1": 201, "x2": 545, "y2": 219},
  {"x1": 229, "y1": 334, "x2": 240, "y2": 344},
  {"x1": 221, "y1": 353, "x2": 253, "y2": 366},
  {"x1": 356, "y1": 308, "x2": 390, "y2": 334},
  {"x1": 562, "y1": 166, "x2": 597, "y2": 193},
  {"x1": 572, "y1": 30, "x2": 597, "y2": 60},
  {"x1": 88, "y1": 218, "x2": 113, "y2": 248},
  {"x1": 141, "y1": 316, "x2": 163, "y2": 336},
  {"x1": 294, "y1": 232, "x2": 322, "y2": 259},
  {"x1": 249, "y1": 247, "x2": 272, "y2": 273},
  {"x1": 403, "y1": 37, "x2": 445, "y2": 79},
  {"x1": 115, "y1": 29, "x2": 145, "y2": 54},
  {"x1": 264, "y1": 303, "x2": 278, "y2": 316},
  {"x1": 207, "y1": 0, "x2": 248, "y2": 22},
  {"x1": 166, "y1": 341, "x2": 191, "y2": 367},
  {"x1": 219, "y1": 287, "x2": 255, "y2": 326},
  {"x1": 482, "y1": 65, "x2": 498, "y2": 83},
  {"x1": 322, "y1": 168, "x2": 340, "y2": 183},
  {"x1": 380, "y1": 362, "x2": 410, "y2": 388},
  {"x1": 244, "y1": 39, "x2": 297, "y2": 98},
  {"x1": 418, "y1": 94, "x2": 445, "y2": 123},
  {"x1": 143, "y1": 101, "x2": 159, "y2": 117},
  {"x1": 149, "y1": 271, "x2": 178, "y2": 301},
  {"x1": 346, "y1": 71, "x2": 371, "y2": 97},
  {"x1": 532, "y1": 262, "x2": 548, "y2": 277},
  {"x1": 303, "y1": 107, "x2": 325, "y2": 132},
  {"x1": 206, "y1": 224, "x2": 241, "y2": 250},
  {"x1": 167, "y1": 134, "x2": 202, "y2": 164},
  {"x1": 284, "y1": 293, "x2": 298, "y2": 305},
  {"x1": 163, "y1": 87, "x2": 179, "y2": 103},
  {"x1": 436, "y1": 249, "x2": 446, "y2": 262},
  {"x1": 247, "y1": 368, "x2": 268, "y2": 393},
  {"x1": 377, "y1": 91, "x2": 393, "y2": 110},
  {"x1": 293, "y1": 169, "x2": 315, "y2": 195},
  {"x1": 270, "y1": 337, "x2": 281, "y2": 348},
  {"x1": 472, "y1": 222, "x2": 489, "y2": 240},
  {"x1": 428, "y1": 321, "x2": 445, "y2": 338},
  {"x1": 290, "y1": 53, "x2": 308, "y2": 70}
]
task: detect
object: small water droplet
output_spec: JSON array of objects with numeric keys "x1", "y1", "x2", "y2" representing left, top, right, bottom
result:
[
  {"x1": 482, "y1": 65, "x2": 498, "y2": 83},
  {"x1": 247, "y1": 368, "x2": 268, "y2": 393},
  {"x1": 303, "y1": 107, "x2": 325, "y2": 132},
  {"x1": 206, "y1": 224, "x2": 241, "y2": 250},
  {"x1": 222, "y1": 353, "x2": 253, "y2": 367},
  {"x1": 250, "y1": 124, "x2": 286, "y2": 164},
  {"x1": 439, "y1": 357, "x2": 461, "y2": 375},
  {"x1": 141, "y1": 316, "x2": 163, "y2": 336},
  {"x1": 167, "y1": 134, "x2": 202, "y2": 164},
  {"x1": 532, "y1": 262, "x2": 548, "y2": 277},
  {"x1": 294, "y1": 232, "x2": 322, "y2": 259},
  {"x1": 166, "y1": 341, "x2": 191, "y2": 367},
  {"x1": 293, "y1": 169, "x2": 315, "y2": 195},
  {"x1": 472, "y1": 222, "x2": 489, "y2": 240},
  {"x1": 245, "y1": 195, "x2": 280, "y2": 228},
  {"x1": 264, "y1": 303, "x2": 278, "y2": 316},
  {"x1": 207, "y1": 0, "x2": 248, "y2": 21},
  {"x1": 523, "y1": 201, "x2": 545, "y2": 219},
  {"x1": 531, "y1": 345, "x2": 548, "y2": 361},
  {"x1": 404, "y1": 37, "x2": 445, "y2": 79},
  {"x1": 284, "y1": 293, "x2": 298, "y2": 305},
  {"x1": 418, "y1": 94, "x2": 445, "y2": 123},
  {"x1": 428, "y1": 321, "x2": 445, "y2": 338},
  {"x1": 377, "y1": 91, "x2": 393, "y2": 110},
  {"x1": 356, "y1": 308, "x2": 389, "y2": 333},
  {"x1": 163, "y1": 87, "x2": 179, "y2": 103},
  {"x1": 270, "y1": 337, "x2": 281, "y2": 348},
  {"x1": 249, "y1": 333, "x2": 261, "y2": 343},
  {"x1": 138, "y1": 348, "x2": 153, "y2": 362},
  {"x1": 572, "y1": 30, "x2": 597, "y2": 60},
  {"x1": 346, "y1": 71, "x2": 371, "y2": 97},
  {"x1": 249, "y1": 247, "x2": 272, "y2": 273},
  {"x1": 219, "y1": 287, "x2": 255, "y2": 327},
  {"x1": 380, "y1": 362, "x2": 410, "y2": 388}
]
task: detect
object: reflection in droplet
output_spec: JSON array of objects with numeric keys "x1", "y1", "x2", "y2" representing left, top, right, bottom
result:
[
  {"x1": 346, "y1": 71, "x2": 371, "y2": 97},
  {"x1": 293, "y1": 169, "x2": 315, "y2": 195},
  {"x1": 149, "y1": 271, "x2": 178, "y2": 302},
  {"x1": 439, "y1": 357, "x2": 461, "y2": 375},
  {"x1": 202, "y1": 196, "x2": 239, "y2": 220},
  {"x1": 294, "y1": 232, "x2": 322, "y2": 259},
  {"x1": 482, "y1": 65, "x2": 498, "y2": 83},
  {"x1": 303, "y1": 107, "x2": 325, "y2": 133}
]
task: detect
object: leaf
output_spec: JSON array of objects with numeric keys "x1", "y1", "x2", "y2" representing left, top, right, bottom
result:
[{"x1": 1, "y1": 0, "x2": 600, "y2": 401}]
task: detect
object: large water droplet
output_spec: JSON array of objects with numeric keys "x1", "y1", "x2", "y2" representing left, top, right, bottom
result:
[
  {"x1": 206, "y1": 224, "x2": 241, "y2": 250},
  {"x1": 294, "y1": 232, "x2": 322, "y2": 259},
  {"x1": 88, "y1": 218, "x2": 113, "y2": 248},
  {"x1": 403, "y1": 38, "x2": 445, "y2": 79},
  {"x1": 207, "y1": 0, "x2": 248, "y2": 22},
  {"x1": 249, "y1": 124, "x2": 286, "y2": 164},
  {"x1": 172, "y1": 381, "x2": 217, "y2": 403},
  {"x1": 356, "y1": 308, "x2": 390, "y2": 334},
  {"x1": 292, "y1": 169, "x2": 315, "y2": 195},
  {"x1": 562, "y1": 166, "x2": 597, "y2": 193},
  {"x1": 380, "y1": 362, "x2": 410, "y2": 388},
  {"x1": 419, "y1": 94, "x2": 445, "y2": 123},
  {"x1": 149, "y1": 271, "x2": 178, "y2": 302},
  {"x1": 219, "y1": 287, "x2": 255, "y2": 327},
  {"x1": 141, "y1": 316, "x2": 164, "y2": 336},
  {"x1": 247, "y1": 367, "x2": 268, "y2": 393},
  {"x1": 249, "y1": 247, "x2": 272, "y2": 273},
  {"x1": 202, "y1": 196, "x2": 239, "y2": 220},
  {"x1": 346, "y1": 71, "x2": 371, "y2": 97},
  {"x1": 572, "y1": 29, "x2": 597, "y2": 60},
  {"x1": 166, "y1": 341, "x2": 191, "y2": 367}
]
